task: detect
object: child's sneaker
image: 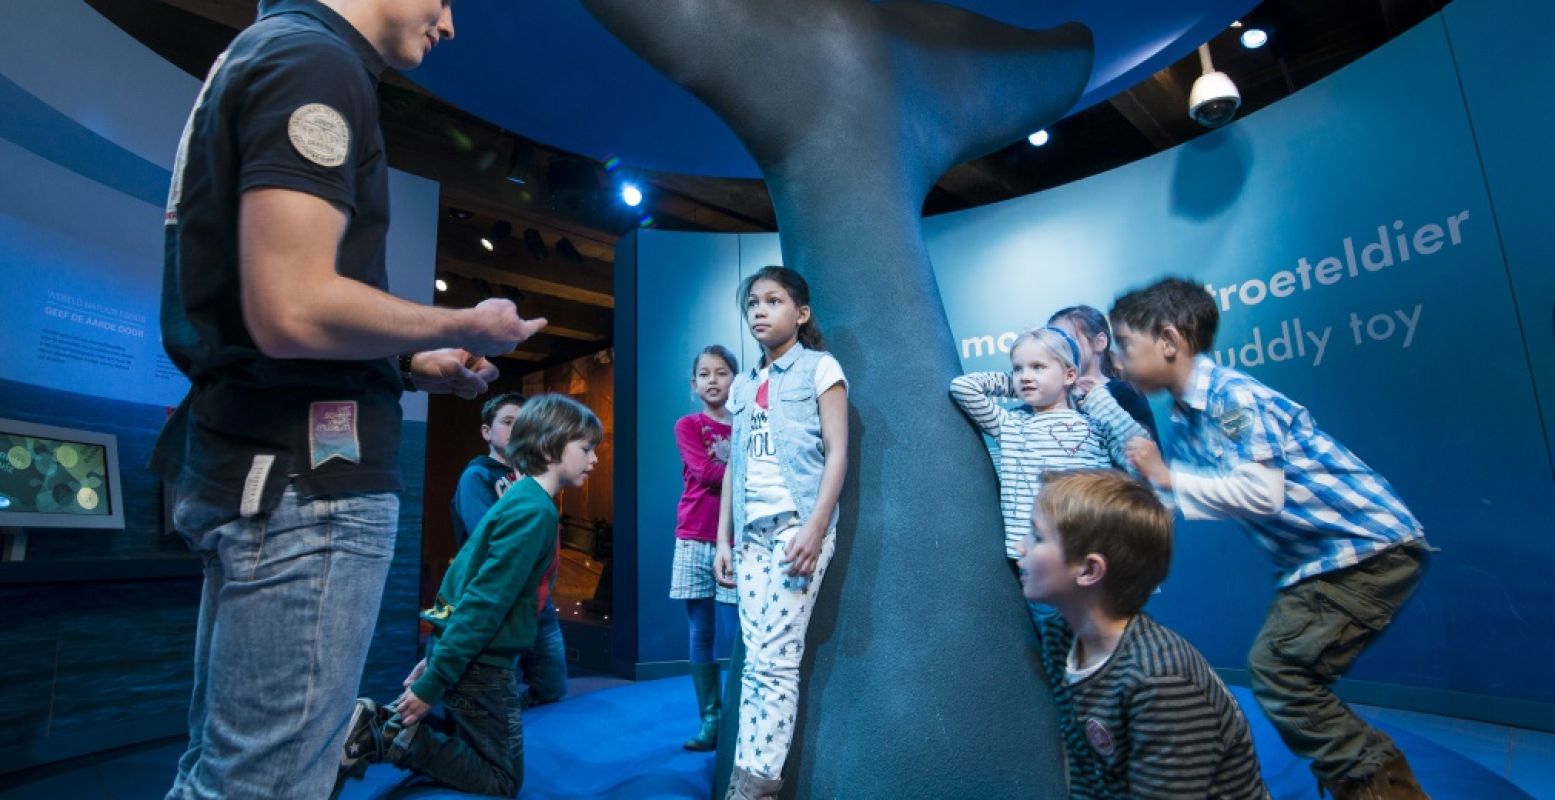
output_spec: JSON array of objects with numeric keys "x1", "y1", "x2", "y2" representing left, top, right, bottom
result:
[{"x1": 341, "y1": 697, "x2": 392, "y2": 769}]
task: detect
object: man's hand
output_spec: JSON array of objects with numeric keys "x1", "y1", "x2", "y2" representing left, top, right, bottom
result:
[
  {"x1": 461, "y1": 298, "x2": 547, "y2": 357},
  {"x1": 1126, "y1": 437, "x2": 1172, "y2": 489},
  {"x1": 409, "y1": 349, "x2": 499, "y2": 399}
]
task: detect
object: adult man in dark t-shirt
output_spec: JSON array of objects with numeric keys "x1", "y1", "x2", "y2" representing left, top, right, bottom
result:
[
  {"x1": 154, "y1": 2, "x2": 545, "y2": 797},
  {"x1": 450, "y1": 392, "x2": 569, "y2": 707}
]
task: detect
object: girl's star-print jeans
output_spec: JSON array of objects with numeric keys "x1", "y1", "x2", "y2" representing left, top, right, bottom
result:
[{"x1": 732, "y1": 512, "x2": 836, "y2": 780}]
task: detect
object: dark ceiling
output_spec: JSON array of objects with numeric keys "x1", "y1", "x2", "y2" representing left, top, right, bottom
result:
[{"x1": 86, "y1": 0, "x2": 1448, "y2": 373}]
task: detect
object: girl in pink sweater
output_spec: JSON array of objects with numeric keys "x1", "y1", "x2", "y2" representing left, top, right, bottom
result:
[{"x1": 671, "y1": 344, "x2": 740, "y2": 751}]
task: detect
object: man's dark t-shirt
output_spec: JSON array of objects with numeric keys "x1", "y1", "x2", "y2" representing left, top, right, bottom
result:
[{"x1": 153, "y1": 0, "x2": 403, "y2": 520}]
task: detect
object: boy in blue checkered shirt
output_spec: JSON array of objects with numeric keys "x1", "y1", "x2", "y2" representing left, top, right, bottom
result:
[{"x1": 1109, "y1": 277, "x2": 1431, "y2": 800}]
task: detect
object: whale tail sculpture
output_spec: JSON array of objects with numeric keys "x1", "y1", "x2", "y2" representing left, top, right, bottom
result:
[{"x1": 582, "y1": 1, "x2": 1094, "y2": 796}]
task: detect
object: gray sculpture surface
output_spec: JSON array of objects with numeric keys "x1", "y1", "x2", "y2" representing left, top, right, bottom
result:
[{"x1": 581, "y1": 2, "x2": 1094, "y2": 795}]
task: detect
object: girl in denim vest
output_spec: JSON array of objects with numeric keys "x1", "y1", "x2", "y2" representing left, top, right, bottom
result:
[{"x1": 713, "y1": 266, "x2": 848, "y2": 800}]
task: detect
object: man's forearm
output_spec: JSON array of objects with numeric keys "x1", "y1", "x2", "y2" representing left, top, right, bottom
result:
[{"x1": 250, "y1": 273, "x2": 469, "y2": 360}]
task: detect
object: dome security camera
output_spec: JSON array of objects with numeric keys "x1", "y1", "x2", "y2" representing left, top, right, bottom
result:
[{"x1": 1189, "y1": 70, "x2": 1241, "y2": 128}]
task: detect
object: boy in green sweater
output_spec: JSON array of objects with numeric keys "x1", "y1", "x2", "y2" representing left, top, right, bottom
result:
[{"x1": 338, "y1": 394, "x2": 601, "y2": 797}]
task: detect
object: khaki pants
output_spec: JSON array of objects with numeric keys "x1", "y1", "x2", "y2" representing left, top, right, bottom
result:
[{"x1": 1248, "y1": 542, "x2": 1428, "y2": 783}]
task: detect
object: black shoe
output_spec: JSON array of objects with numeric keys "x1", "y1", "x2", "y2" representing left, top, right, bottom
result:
[{"x1": 341, "y1": 698, "x2": 392, "y2": 770}]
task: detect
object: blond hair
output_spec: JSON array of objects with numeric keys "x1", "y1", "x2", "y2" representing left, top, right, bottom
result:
[{"x1": 1038, "y1": 470, "x2": 1172, "y2": 616}]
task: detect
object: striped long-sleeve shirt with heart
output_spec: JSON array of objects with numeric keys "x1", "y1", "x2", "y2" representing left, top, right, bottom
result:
[{"x1": 950, "y1": 372, "x2": 1150, "y2": 559}]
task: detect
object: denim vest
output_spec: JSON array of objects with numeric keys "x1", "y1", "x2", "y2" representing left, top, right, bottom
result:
[{"x1": 728, "y1": 343, "x2": 840, "y2": 533}]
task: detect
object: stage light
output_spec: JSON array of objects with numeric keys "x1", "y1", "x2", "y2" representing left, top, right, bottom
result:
[
  {"x1": 480, "y1": 220, "x2": 512, "y2": 251},
  {"x1": 622, "y1": 183, "x2": 643, "y2": 207},
  {"x1": 1240, "y1": 28, "x2": 1267, "y2": 49},
  {"x1": 1027, "y1": 129, "x2": 1050, "y2": 147}
]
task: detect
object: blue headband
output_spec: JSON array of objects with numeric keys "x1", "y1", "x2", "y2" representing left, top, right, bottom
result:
[{"x1": 1042, "y1": 326, "x2": 1083, "y2": 369}]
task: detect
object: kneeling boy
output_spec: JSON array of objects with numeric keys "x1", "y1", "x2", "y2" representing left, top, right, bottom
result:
[{"x1": 340, "y1": 394, "x2": 601, "y2": 797}]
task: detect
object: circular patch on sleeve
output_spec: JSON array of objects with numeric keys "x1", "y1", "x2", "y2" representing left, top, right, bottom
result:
[
  {"x1": 1084, "y1": 717, "x2": 1116, "y2": 757},
  {"x1": 287, "y1": 103, "x2": 351, "y2": 167}
]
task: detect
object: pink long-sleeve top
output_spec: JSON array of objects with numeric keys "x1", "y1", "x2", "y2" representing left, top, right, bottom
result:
[{"x1": 674, "y1": 411, "x2": 733, "y2": 542}]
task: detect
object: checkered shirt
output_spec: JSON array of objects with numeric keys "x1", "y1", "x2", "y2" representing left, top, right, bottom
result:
[{"x1": 1167, "y1": 356, "x2": 1424, "y2": 586}]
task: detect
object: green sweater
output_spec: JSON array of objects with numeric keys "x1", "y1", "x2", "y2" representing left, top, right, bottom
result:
[{"x1": 411, "y1": 475, "x2": 557, "y2": 705}]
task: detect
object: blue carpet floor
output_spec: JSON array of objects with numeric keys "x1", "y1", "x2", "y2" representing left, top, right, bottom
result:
[
  {"x1": 0, "y1": 676, "x2": 1542, "y2": 798},
  {"x1": 335, "y1": 678, "x2": 1532, "y2": 799}
]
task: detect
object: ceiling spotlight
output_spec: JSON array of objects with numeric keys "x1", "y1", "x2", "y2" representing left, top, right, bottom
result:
[
  {"x1": 1026, "y1": 130, "x2": 1050, "y2": 147},
  {"x1": 621, "y1": 183, "x2": 643, "y2": 207},
  {"x1": 1239, "y1": 28, "x2": 1268, "y2": 49},
  {"x1": 434, "y1": 278, "x2": 448, "y2": 293},
  {"x1": 1188, "y1": 44, "x2": 1241, "y2": 128},
  {"x1": 480, "y1": 220, "x2": 512, "y2": 252}
]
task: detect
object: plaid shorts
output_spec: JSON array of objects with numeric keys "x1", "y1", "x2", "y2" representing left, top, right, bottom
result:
[{"x1": 670, "y1": 538, "x2": 738, "y2": 604}]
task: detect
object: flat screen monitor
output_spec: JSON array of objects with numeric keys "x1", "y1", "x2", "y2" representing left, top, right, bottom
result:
[{"x1": 0, "y1": 418, "x2": 124, "y2": 530}]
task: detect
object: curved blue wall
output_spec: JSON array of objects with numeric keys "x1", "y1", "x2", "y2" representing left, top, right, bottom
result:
[{"x1": 616, "y1": 0, "x2": 1555, "y2": 728}]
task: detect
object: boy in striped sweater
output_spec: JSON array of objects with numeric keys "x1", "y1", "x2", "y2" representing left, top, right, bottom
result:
[{"x1": 1018, "y1": 470, "x2": 1268, "y2": 799}]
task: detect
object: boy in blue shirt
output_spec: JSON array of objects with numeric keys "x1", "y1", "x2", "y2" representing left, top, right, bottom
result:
[
  {"x1": 1110, "y1": 277, "x2": 1430, "y2": 800},
  {"x1": 450, "y1": 391, "x2": 569, "y2": 709},
  {"x1": 338, "y1": 394, "x2": 601, "y2": 797}
]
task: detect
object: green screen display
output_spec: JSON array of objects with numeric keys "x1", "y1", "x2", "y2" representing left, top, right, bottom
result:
[{"x1": 0, "y1": 433, "x2": 111, "y2": 516}]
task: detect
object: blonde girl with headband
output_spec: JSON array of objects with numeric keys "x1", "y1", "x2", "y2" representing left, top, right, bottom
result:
[{"x1": 950, "y1": 326, "x2": 1150, "y2": 566}]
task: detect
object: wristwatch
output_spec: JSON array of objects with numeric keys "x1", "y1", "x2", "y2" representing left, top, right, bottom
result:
[{"x1": 398, "y1": 353, "x2": 419, "y2": 392}]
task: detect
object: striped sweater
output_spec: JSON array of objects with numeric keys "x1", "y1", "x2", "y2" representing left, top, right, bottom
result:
[
  {"x1": 949, "y1": 372, "x2": 1148, "y2": 558},
  {"x1": 1036, "y1": 612, "x2": 1269, "y2": 800}
]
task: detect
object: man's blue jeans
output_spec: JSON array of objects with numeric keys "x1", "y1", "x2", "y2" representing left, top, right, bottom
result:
[
  {"x1": 518, "y1": 601, "x2": 567, "y2": 707},
  {"x1": 166, "y1": 486, "x2": 397, "y2": 800}
]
